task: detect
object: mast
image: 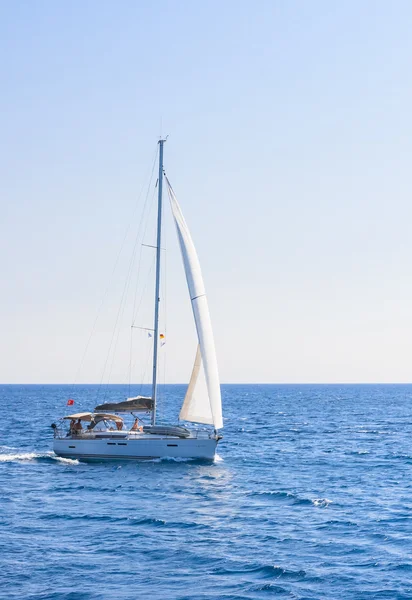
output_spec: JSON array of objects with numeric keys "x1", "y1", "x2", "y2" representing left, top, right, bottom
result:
[{"x1": 151, "y1": 139, "x2": 165, "y2": 425}]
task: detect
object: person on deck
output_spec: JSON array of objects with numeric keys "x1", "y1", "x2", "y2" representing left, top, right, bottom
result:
[
  {"x1": 131, "y1": 418, "x2": 141, "y2": 432},
  {"x1": 69, "y1": 419, "x2": 76, "y2": 435},
  {"x1": 73, "y1": 419, "x2": 82, "y2": 434}
]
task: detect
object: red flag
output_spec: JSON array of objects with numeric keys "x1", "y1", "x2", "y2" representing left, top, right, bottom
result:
[{"x1": 67, "y1": 399, "x2": 74, "y2": 406}]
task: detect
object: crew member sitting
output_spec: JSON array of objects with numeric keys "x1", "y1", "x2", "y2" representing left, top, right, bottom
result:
[{"x1": 131, "y1": 418, "x2": 142, "y2": 432}]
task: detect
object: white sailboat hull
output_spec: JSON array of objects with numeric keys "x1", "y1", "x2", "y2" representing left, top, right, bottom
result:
[{"x1": 53, "y1": 434, "x2": 219, "y2": 461}]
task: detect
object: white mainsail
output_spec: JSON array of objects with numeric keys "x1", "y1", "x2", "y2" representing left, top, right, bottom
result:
[{"x1": 165, "y1": 177, "x2": 223, "y2": 430}]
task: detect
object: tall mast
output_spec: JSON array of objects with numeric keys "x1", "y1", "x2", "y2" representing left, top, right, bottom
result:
[{"x1": 151, "y1": 139, "x2": 165, "y2": 425}]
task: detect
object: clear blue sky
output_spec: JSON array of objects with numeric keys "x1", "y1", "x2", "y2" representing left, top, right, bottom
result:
[{"x1": 1, "y1": 0, "x2": 412, "y2": 384}]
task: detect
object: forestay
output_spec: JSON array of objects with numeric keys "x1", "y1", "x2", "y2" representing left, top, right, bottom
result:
[{"x1": 165, "y1": 177, "x2": 223, "y2": 430}]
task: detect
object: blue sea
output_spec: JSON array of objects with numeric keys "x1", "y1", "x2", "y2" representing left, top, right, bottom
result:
[{"x1": 1, "y1": 384, "x2": 412, "y2": 599}]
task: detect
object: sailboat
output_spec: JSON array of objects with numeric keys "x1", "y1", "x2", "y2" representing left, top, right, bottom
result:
[{"x1": 52, "y1": 139, "x2": 223, "y2": 461}]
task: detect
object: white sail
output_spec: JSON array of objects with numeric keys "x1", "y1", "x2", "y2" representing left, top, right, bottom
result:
[
  {"x1": 180, "y1": 345, "x2": 213, "y2": 425},
  {"x1": 166, "y1": 177, "x2": 223, "y2": 429}
]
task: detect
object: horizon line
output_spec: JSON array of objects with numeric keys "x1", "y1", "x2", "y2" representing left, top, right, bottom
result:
[{"x1": 1, "y1": 382, "x2": 412, "y2": 386}]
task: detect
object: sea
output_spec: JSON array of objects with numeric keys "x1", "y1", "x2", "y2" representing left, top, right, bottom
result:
[{"x1": 1, "y1": 383, "x2": 412, "y2": 600}]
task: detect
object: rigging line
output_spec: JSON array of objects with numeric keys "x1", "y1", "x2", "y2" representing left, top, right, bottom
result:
[
  {"x1": 129, "y1": 245, "x2": 144, "y2": 327},
  {"x1": 159, "y1": 334, "x2": 166, "y2": 423},
  {"x1": 127, "y1": 255, "x2": 155, "y2": 392},
  {"x1": 102, "y1": 171, "x2": 159, "y2": 397},
  {"x1": 128, "y1": 325, "x2": 133, "y2": 397},
  {"x1": 100, "y1": 268, "x2": 135, "y2": 400},
  {"x1": 131, "y1": 167, "x2": 158, "y2": 324},
  {"x1": 130, "y1": 257, "x2": 155, "y2": 391},
  {"x1": 97, "y1": 146, "x2": 159, "y2": 398},
  {"x1": 130, "y1": 184, "x2": 158, "y2": 327},
  {"x1": 70, "y1": 145, "x2": 158, "y2": 393},
  {"x1": 100, "y1": 212, "x2": 150, "y2": 399},
  {"x1": 128, "y1": 240, "x2": 144, "y2": 386},
  {"x1": 138, "y1": 335, "x2": 154, "y2": 395},
  {"x1": 131, "y1": 255, "x2": 156, "y2": 328}
]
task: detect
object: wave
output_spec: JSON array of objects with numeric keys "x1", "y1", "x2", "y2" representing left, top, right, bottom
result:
[
  {"x1": 22, "y1": 593, "x2": 99, "y2": 600},
  {"x1": 213, "y1": 562, "x2": 306, "y2": 580},
  {"x1": 292, "y1": 497, "x2": 333, "y2": 508},
  {"x1": 52, "y1": 455, "x2": 80, "y2": 465},
  {"x1": 321, "y1": 519, "x2": 359, "y2": 527},
  {"x1": 148, "y1": 456, "x2": 196, "y2": 463},
  {"x1": 386, "y1": 453, "x2": 412, "y2": 460},
  {"x1": 356, "y1": 429, "x2": 393, "y2": 435},
  {"x1": 246, "y1": 489, "x2": 333, "y2": 508},
  {"x1": 37, "y1": 513, "x2": 209, "y2": 532},
  {"x1": 390, "y1": 563, "x2": 412, "y2": 571},
  {"x1": 248, "y1": 490, "x2": 295, "y2": 500},
  {"x1": 311, "y1": 498, "x2": 333, "y2": 508},
  {"x1": 249, "y1": 583, "x2": 288, "y2": 593},
  {"x1": 142, "y1": 454, "x2": 223, "y2": 464}
]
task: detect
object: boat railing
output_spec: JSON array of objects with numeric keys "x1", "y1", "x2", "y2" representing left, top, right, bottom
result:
[
  {"x1": 193, "y1": 430, "x2": 213, "y2": 439},
  {"x1": 52, "y1": 426, "x2": 216, "y2": 440}
]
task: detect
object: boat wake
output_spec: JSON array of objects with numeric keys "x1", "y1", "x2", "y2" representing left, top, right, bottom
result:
[
  {"x1": 0, "y1": 450, "x2": 222, "y2": 466},
  {"x1": 139, "y1": 453, "x2": 224, "y2": 464},
  {"x1": 0, "y1": 451, "x2": 79, "y2": 465},
  {"x1": 153, "y1": 456, "x2": 195, "y2": 462}
]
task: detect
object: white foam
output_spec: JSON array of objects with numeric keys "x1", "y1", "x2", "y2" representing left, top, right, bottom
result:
[
  {"x1": 159, "y1": 456, "x2": 195, "y2": 462},
  {"x1": 0, "y1": 451, "x2": 79, "y2": 465},
  {"x1": 0, "y1": 452, "x2": 41, "y2": 462},
  {"x1": 312, "y1": 498, "x2": 333, "y2": 508},
  {"x1": 52, "y1": 456, "x2": 80, "y2": 465}
]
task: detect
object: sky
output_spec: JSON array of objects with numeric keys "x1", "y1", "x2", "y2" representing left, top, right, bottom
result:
[{"x1": 1, "y1": 0, "x2": 412, "y2": 384}]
